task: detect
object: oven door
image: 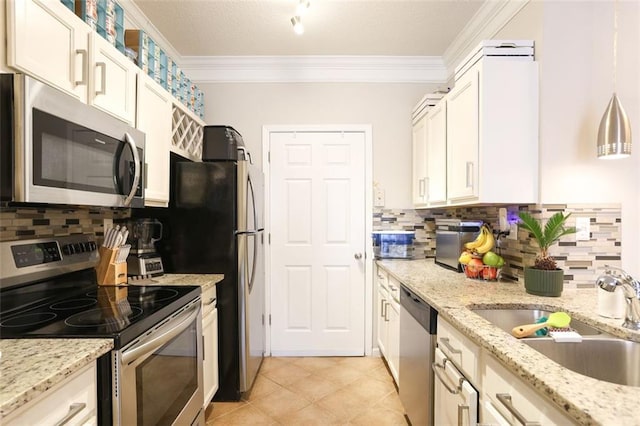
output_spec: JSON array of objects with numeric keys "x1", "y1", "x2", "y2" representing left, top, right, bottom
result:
[
  {"x1": 15, "y1": 74, "x2": 145, "y2": 207},
  {"x1": 116, "y1": 299, "x2": 204, "y2": 426}
]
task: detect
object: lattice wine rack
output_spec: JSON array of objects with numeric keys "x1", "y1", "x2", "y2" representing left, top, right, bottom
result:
[{"x1": 171, "y1": 102, "x2": 203, "y2": 161}]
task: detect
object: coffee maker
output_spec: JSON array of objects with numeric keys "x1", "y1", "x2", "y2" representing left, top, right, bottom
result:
[{"x1": 126, "y1": 218, "x2": 164, "y2": 276}]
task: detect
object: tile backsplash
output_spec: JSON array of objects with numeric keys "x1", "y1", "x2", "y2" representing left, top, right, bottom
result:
[
  {"x1": 373, "y1": 204, "x2": 622, "y2": 289},
  {"x1": 0, "y1": 206, "x2": 130, "y2": 242}
]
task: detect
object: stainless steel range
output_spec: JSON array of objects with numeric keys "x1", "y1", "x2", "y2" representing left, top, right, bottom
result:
[{"x1": 0, "y1": 234, "x2": 204, "y2": 425}]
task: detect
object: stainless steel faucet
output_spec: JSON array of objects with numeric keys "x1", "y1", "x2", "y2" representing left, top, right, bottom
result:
[{"x1": 596, "y1": 266, "x2": 640, "y2": 330}]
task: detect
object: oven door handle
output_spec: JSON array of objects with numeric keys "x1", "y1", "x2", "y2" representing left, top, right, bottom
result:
[{"x1": 121, "y1": 302, "x2": 200, "y2": 365}]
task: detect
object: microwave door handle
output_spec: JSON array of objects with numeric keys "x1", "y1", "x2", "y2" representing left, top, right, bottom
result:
[{"x1": 122, "y1": 132, "x2": 141, "y2": 206}]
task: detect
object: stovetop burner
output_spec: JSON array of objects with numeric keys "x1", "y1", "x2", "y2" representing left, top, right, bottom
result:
[{"x1": 0, "y1": 268, "x2": 200, "y2": 348}]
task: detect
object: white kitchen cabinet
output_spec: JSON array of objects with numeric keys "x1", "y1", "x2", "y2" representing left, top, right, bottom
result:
[
  {"x1": 481, "y1": 352, "x2": 574, "y2": 425},
  {"x1": 7, "y1": 0, "x2": 90, "y2": 102},
  {"x1": 3, "y1": 362, "x2": 97, "y2": 426},
  {"x1": 6, "y1": 0, "x2": 137, "y2": 125},
  {"x1": 425, "y1": 101, "x2": 447, "y2": 206},
  {"x1": 446, "y1": 54, "x2": 539, "y2": 205},
  {"x1": 446, "y1": 67, "x2": 479, "y2": 202},
  {"x1": 137, "y1": 73, "x2": 172, "y2": 207},
  {"x1": 88, "y1": 32, "x2": 137, "y2": 124},
  {"x1": 375, "y1": 266, "x2": 399, "y2": 384},
  {"x1": 202, "y1": 285, "x2": 219, "y2": 406},
  {"x1": 437, "y1": 316, "x2": 480, "y2": 386},
  {"x1": 412, "y1": 108, "x2": 428, "y2": 207}
]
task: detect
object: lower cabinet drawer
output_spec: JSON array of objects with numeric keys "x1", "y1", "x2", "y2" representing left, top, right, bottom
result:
[
  {"x1": 482, "y1": 354, "x2": 573, "y2": 425},
  {"x1": 4, "y1": 362, "x2": 97, "y2": 426},
  {"x1": 437, "y1": 317, "x2": 479, "y2": 385}
]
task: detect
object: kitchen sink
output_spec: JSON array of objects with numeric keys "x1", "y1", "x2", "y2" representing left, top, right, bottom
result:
[
  {"x1": 470, "y1": 306, "x2": 640, "y2": 386},
  {"x1": 470, "y1": 307, "x2": 603, "y2": 336},
  {"x1": 524, "y1": 338, "x2": 640, "y2": 386}
]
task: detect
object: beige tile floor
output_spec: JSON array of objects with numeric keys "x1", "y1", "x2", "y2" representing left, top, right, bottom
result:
[{"x1": 205, "y1": 356, "x2": 408, "y2": 425}]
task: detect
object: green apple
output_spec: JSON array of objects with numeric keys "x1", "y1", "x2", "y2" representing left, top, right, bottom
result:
[{"x1": 482, "y1": 251, "x2": 500, "y2": 267}]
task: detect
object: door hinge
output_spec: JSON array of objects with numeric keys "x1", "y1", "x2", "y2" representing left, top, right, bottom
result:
[
  {"x1": 268, "y1": 233, "x2": 271, "y2": 244},
  {"x1": 262, "y1": 314, "x2": 265, "y2": 325},
  {"x1": 269, "y1": 314, "x2": 272, "y2": 325},
  {"x1": 268, "y1": 151, "x2": 270, "y2": 163}
]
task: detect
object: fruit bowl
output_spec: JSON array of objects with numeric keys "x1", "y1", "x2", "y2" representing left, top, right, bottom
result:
[{"x1": 462, "y1": 264, "x2": 502, "y2": 281}]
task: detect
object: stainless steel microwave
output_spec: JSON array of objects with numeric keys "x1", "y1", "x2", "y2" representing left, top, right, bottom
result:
[{"x1": 0, "y1": 74, "x2": 145, "y2": 208}]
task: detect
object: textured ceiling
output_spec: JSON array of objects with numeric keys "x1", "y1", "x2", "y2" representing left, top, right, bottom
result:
[{"x1": 132, "y1": 0, "x2": 484, "y2": 56}]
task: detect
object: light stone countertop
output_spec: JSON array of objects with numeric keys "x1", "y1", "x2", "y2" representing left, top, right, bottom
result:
[
  {"x1": 0, "y1": 339, "x2": 113, "y2": 419},
  {"x1": 377, "y1": 258, "x2": 640, "y2": 426},
  {"x1": 147, "y1": 273, "x2": 224, "y2": 291}
]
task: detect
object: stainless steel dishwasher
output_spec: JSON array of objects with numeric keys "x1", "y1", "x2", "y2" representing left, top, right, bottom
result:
[{"x1": 399, "y1": 284, "x2": 438, "y2": 426}]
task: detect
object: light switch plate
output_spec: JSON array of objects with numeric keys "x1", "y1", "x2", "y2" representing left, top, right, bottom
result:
[
  {"x1": 506, "y1": 223, "x2": 518, "y2": 240},
  {"x1": 575, "y1": 217, "x2": 591, "y2": 241}
]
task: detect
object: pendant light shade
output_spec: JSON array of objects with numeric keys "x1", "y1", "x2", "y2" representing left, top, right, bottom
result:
[
  {"x1": 597, "y1": 93, "x2": 632, "y2": 159},
  {"x1": 597, "y1": 0, "x2": 632, "y2": 159}
]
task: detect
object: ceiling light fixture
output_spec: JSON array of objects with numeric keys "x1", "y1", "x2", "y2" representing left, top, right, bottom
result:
[
  {"x1": 291, "y1": 15, "x2": 304, "y2": 35},
  {"x1": 597, "y1": 0, "x2": 632, "y2": 159},
  {"x1": 296, "y1": 0, "x2": 311, "y2": 16}
]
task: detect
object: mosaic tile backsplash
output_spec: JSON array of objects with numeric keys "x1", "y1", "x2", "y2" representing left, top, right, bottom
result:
[
  {"x1": 373, "y1": 204, "x2": 622, "y2": 288},
  {"x1": 0, "y1": 206, "x2": 130, "y2": 242}
]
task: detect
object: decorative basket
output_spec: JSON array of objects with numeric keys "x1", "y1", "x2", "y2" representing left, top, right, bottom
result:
[{"x1": 462, "y1": 264, "x2": 502, "y2": 281}]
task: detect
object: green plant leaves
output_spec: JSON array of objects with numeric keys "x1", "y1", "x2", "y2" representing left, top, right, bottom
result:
[{"x1": 517, "y1": 211, "x2": 577, "y2": 257}]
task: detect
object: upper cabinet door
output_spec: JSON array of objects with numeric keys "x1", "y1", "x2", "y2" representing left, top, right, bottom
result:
[
  {"x1": 137, "y1": 73, "x2": 172, "y2": 207},
  {"x1": 425, "y1": 101, "x2": 447, "y2": 206},
  {"x1": 411, "y1": 112, "x2": 428, "y2": 207},
  {"x1": 447, "y1": 65, "x2": 479, "y2": 202},
  {"x1": 89, "y1": 33, "x2": 137, "y2": 125},
  {"x1": 7, "y1": 0, "x2": 89, "y2": 102}
]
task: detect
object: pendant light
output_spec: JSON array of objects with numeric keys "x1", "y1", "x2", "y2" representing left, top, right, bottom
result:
[{"x1": 597, "y1": 0, "x2": 632, "y2": 159}]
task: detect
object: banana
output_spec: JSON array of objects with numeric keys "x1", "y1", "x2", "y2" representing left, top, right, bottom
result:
[
  {"x1": 475, "y1": 226, "x2": 496, "y2": 254},
  {"x1": 464, "y1": 227, "x2": 487, "y2": 250}
]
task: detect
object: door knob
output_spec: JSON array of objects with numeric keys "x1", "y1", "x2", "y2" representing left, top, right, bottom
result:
[{"x1": 354, "y1": 253, "x2": 363, "y2": 260}]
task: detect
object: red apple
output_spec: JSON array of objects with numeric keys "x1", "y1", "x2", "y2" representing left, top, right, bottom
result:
[
  {"x1": 482, "y1": 266, "x2": 498, "y2": 280},
  {"x1": 466, "y1": 259, "x2": 483, "y2": 278}
]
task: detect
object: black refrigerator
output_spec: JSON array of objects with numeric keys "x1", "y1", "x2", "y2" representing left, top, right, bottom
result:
[{"x1": 144, "y1": 126, "x2": 265, "y2": 401}]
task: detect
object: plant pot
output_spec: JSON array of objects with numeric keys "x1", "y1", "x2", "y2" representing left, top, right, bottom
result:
[{"x1": 524, "y1": 267, "x2": 564, "y2": 297}]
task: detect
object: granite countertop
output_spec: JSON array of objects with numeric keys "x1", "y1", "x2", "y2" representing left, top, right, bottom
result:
[
  {"x1": 377, "y1": 258, "x2": 640, "y2": 426},
  {"x1": 0, "y1": 339, "x2": 113, "y2": 419},
  {"x1": 144, "y1": 273, "x2": 224, "y2": 291}
]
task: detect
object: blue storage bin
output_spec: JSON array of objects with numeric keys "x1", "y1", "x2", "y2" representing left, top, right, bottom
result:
[{"x1": 372, "y1": 231, "x2": 415, "y2": 259}]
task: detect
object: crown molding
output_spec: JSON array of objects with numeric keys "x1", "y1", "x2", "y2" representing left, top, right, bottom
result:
[
  {"x1": 179, "y1": 56, "x2": 447, "y2": 83},
  {"x1": 443, "y1": 0, "x2": 531, "y2": 76},
  {"x1": 120, "y1": 0, "x2": 183, "y2": 64}
]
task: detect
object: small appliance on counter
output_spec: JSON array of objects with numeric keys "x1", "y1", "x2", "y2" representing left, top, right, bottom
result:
[
  {"x1": 372, "y1": 231, "x2": 415, "y2": 259},
  {"x1": 435, "y1": 219, "x2": 483, "y2": 272},
  {"x1": 126, "y1": 218, "x2": 164, "y2": 276}
]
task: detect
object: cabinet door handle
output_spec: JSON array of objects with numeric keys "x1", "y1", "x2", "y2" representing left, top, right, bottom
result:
[
  {"x1": 96, "y1": 62, "x2": 107, "y2": 95},
  {"x1": 440, "y1": 337, "x2": 462, "y2": 354},
  {"x1": 432, "y1": 360, "x2": 460, "y2": 394},
  {"x1": 75, "y1": 49, "x2": 88, "y2": 86},
  {"x1": 55, "y1": 402, "x2": 86, "y2": 426},
  {"x1": 457, "y1": 404, "x2": 469, "y2": 426},
  {"x1": 424, "y1": 177, "x2": 430, "y2": 200},
  {"x1": 384, "y1": 301, "x2": 390, "y2": 321},
  {"x1": 465, "y1": 162, "x2": 474, "y2": 189},
  {"x1": 418, "y1": 178, "x2": 425, "y2": 197},
  {"x1": 380, "y1": 298, "x2": 386, "y2": 317},
  {"x1": 496, "y1": 393, "x2": 541, "y2": 426}
]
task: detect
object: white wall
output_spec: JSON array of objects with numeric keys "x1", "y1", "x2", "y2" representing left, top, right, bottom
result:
[
  {"x1": 199, "y1": 82, "x2": 436, "y2": 209},
  {"x1": 497, "y1": 1, "x2": 640, "y2": 276}
]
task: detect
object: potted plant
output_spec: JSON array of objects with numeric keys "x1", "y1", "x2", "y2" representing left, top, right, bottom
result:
[{"x1": 518, "y1": 211, "x2": 577, "y2": 297}]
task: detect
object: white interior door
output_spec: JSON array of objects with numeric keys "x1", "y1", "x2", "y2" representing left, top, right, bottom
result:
[{"x1": 269, "y1": 130, "x2": 366, "y2": 356}]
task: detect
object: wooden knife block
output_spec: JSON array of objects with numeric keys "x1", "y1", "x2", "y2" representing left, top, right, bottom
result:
[{"x1": 96, "y1": 247, "x2": 128, "y2": 285}]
